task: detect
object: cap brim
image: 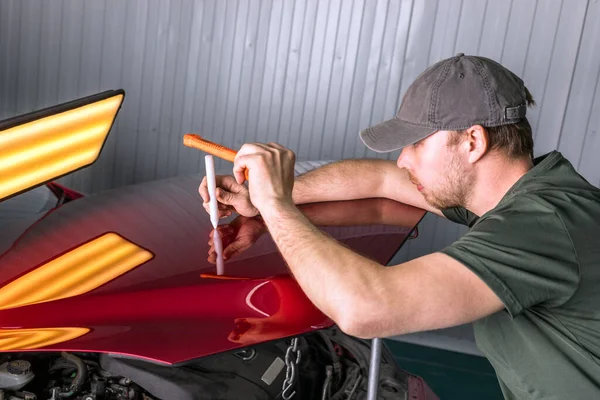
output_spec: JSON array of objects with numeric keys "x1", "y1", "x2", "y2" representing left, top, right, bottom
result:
[{"x1": 359, "y1": 117, "x2": 437, "y2": 153}]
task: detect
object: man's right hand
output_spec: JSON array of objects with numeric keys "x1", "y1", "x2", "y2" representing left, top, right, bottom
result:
[{"x1": 198, "y1": 175, "x2": 259, "y2": 218}]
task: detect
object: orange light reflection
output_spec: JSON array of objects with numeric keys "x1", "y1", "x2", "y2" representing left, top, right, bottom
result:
[
  {"x1": 0, "y1": 233, "x2": 153, "y2": 310},
  {"x1": 0, "y1": 327, "x2": 90, "y2": 350}
]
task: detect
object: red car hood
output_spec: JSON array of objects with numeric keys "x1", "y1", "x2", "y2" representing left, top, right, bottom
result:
[{"x1": 0, "y1": 175, "x2": 424, "y2": 364}]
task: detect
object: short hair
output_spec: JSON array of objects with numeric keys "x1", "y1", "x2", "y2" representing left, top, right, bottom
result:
[{"x1": 448, "y1": 87, "x2": 536, "y2": 159}]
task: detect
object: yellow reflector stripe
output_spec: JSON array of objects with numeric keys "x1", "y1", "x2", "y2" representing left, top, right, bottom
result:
[
  {"x1": 0, "y1": 233, "x2": 153, "y2": 310},
  {"x1": 0, "y1": 124, "x2": 107, "y2": 172},
  {"x1": 0, "y1": 97, "x2": 121, "y2": 148},
  {"x1": 0, "y1": 149, "x2": 98, "y2": 199},
  {"x1": 0, "y1": 94, "x2": 123, "y2": 200},
  {"x1": 0, "y1": 328, "x2": 90, "y2": 350}
]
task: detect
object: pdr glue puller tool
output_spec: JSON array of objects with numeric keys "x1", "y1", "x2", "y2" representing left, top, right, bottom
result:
[{"x1": 183, "y1": 134, "x2": 248, "y2": 275}]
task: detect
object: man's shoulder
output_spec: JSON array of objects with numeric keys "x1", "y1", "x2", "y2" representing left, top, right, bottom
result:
[
  {"x1": 484, "y1": 151, "x2": 600, "y2": 228},
  {"x1": 522, "y1": 151, "x2": 600, "y2": 196}
]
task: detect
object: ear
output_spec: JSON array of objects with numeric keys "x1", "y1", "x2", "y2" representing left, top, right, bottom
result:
[{"x1": 465, "y1": 125, "x2": 488, "y2": 163}]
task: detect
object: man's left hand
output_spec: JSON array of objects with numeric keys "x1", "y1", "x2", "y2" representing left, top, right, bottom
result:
[{"x1": 233, "y1": 143, "x2": 296, "y2": 213}]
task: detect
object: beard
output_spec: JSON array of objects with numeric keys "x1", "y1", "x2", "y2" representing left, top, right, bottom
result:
[{"x1": 412, "y1": 149, "x2": 474, "y2": 210}]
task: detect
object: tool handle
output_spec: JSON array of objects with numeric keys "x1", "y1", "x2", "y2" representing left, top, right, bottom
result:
[
  {"x1": 183, "y1": 134, "x2": 237, "y2": 162},
  {"x1": 183, "y1": 134, "x2": 248, "y2": 180}
]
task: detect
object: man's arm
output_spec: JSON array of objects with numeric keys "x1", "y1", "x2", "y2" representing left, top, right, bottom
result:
[
  {"x1": 208, "y1": 198, "x2": 423, "y2": 263},
  {"x1": 260, "y1": 201, "x2": 503, "y2": 338},
  {"x1": 297, "y1": 198, "x2": 424, "y2": 227},
  {"x1": 293, "y1": 159, "x2": 444, "y2": 217},
  {"x1": 200, "y1": 158, "x2": 444, "y2": 219},
  {"x1": 232, "y1": 143, "x2": 500, "y2": 338}
]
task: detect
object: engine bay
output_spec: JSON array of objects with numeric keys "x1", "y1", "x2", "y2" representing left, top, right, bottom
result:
[{"x1": 0, "y1": 329, "x2": 409, "y2": 400}]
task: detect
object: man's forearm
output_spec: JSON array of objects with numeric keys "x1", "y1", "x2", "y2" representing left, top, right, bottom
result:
[
  {"x1": 292, "y1": 159, "x2": 394, "y2": 204},
  {"x1": 259, "y1": 201, "x2": 383, "y2": 328}
]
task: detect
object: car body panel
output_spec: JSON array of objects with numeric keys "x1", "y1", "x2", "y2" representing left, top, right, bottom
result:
[{"x1": 0, "y1": 175, "x2": 425, "y2": 364}]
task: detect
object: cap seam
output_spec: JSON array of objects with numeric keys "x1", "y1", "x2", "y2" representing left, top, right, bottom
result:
[
  {"x1": 471, "y1": 57, "x2": 497, "y2": 124},
  {"x1": 428, "y1": 60, "x2": 453, "y2": 125},
  {"x1": 400, "y1": 59, "x2": 448, "y2": 116}
]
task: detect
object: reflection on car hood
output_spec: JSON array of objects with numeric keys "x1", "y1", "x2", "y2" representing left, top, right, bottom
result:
[{"x1": 0, "y1": 175, "x2": 424, "y2": 364}]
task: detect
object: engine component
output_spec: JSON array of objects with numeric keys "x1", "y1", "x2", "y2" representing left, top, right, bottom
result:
[
  {"x1": 322, "y1": 330, "x2": 409, "y2": 400},
  {"x1": 58, "y1": 352, "x2": 87, "y2": 397},
  {"x1": 1, "y1": 390, "x2": 35, "y2": 400},
  {"x1": 90, "y1": 376, "x2": 107, "y2": 400},
  {"x1": 0, "y1": 361, "x2": 35, "y2": 390},
  {"x1": 0, "y1": 329, "x2": 418, "y2": 400},
  {"x1": 100, "y1": 353, "x2": 275, "y2": 400}
]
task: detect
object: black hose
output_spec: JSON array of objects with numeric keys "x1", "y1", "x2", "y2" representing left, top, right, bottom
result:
[
  {"x1": 50, "y1": 359, "x2": 100, "y2": 374},
  {"x1": 59, "y1": 352, "x2": 88, "y2": 396},
  {"x1": 321, "y1": 366, "x2": 333, "y2": 400},
  {"x1": 317, "y1": 332, "x2": 342, "y2": 380}
]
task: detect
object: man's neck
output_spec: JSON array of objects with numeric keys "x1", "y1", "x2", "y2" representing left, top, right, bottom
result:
[{"x1": 466, "y1": 153, "x2": 533, "y2": 217}]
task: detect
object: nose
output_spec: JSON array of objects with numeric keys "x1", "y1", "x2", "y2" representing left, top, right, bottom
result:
[{"x1": 397, "y1": 146, "x2": 411, "y2": 169}]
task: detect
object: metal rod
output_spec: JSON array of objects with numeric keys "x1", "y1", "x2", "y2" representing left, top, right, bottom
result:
[{"x1": 367, "y1": 337, "x2": 382, "y2": 400}]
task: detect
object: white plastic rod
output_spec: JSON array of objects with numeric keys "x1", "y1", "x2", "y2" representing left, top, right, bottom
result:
[
  {"x1": 204, "y1": 155, "x2": 219, "y2": 229},
  {"x1": 204, "y1": 155, "x2": 224, "y2": 275},
  {"x1": 213, "y1": 230, "x2": 225, "y2": 275}
]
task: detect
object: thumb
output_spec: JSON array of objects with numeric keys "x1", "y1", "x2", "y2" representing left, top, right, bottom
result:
[{"x1": 215, "y1": 188, "x2": 237, "y2": 205}]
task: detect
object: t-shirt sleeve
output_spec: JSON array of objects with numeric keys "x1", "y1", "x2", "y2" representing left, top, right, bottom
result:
[
  {"x1": 442, "y1": 206, "x2": 479, "y2": 227},
  {"x1": 440, "y1": 198, "x2": 579, "y2": 316}
]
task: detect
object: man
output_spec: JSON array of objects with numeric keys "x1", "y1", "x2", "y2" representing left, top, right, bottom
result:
[{"x1": 199, "y1": 53, "x2": 600, "y2": 399}]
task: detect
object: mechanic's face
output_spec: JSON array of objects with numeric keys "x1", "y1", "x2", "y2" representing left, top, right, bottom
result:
[{"x1": 397, "y1": 131, "x2": 474, "y2": 210}]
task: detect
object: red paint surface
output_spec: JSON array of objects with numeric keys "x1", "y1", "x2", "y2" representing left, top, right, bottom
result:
[{"x1": 0, "y1": 175, "x2": 424, "y2": 364}]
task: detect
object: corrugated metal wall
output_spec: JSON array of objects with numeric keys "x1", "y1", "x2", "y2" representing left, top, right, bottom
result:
[{"x1": 1, "y1": 0, "x2": 599, "y2": 262}]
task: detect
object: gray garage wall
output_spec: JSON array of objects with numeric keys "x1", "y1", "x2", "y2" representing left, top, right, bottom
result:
[{"x1": 1, "y1": 0, "x2": 600, "y2": 263}]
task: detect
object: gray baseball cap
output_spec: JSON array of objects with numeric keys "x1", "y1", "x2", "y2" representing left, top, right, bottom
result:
[{"x1": 360, "y1": 53, "x2": 528, "y2": 153}]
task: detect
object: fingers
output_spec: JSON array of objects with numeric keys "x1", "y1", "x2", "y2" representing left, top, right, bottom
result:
[
  {"x1": 223, "y1": 243, "x2": 242, "y2": 259},
  {"x1": 198, "y1": 176, "x2": 209, "y2": 203},
  {"x1": 208, "y1": 226, "x2": 231, "y2": 240},
  {"x1": 222, "y1": 243, "x2": 239, "y2": 260},
  {"x1": 216, "y1": 175, "x2": 244, "y2": 191},
  {"x1": 200, "y1": 174, "x2": 246, "y2": 217},
  {"x1": 267, "y1": 142, "x2": 286, "y2": 150},
  {"x1": 207, "y1": 224, "x2": 245, "y2": 260},
  {"x1": 215, "y1": 187, "x2": 235, "y2": 205},
  {"x1": 199, "y1": 175, "x2": 241, "y2": 201},
  {"x1": 207, "y1": 251, "x2": 216, "y2": 264},
  {"x1": 207, "y1": 226, "x2": 234, "y2": 246},
  {"x1": 223, "y1": 239, "x2": 253, "y2": 260},
  {"x1": 232, "y1": 164, "x2": 247, "y2": 185},
  {"x1": 235, "y1": 143, "x2": 295, "y2": 173},
  {"x1": 233, "y1": 142, "x2": 296, "y2": 212},
  {"x1": 203, "y1": 201, "x2": 233, "y2": 219},
  {"x1": 234, "y1": 143, "x2": 269, "y2": 183}
]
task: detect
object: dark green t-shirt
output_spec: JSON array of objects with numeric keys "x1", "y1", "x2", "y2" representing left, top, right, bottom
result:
[{"x1": 441, "y1": 151, "x2": 600, "y2": 400}]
